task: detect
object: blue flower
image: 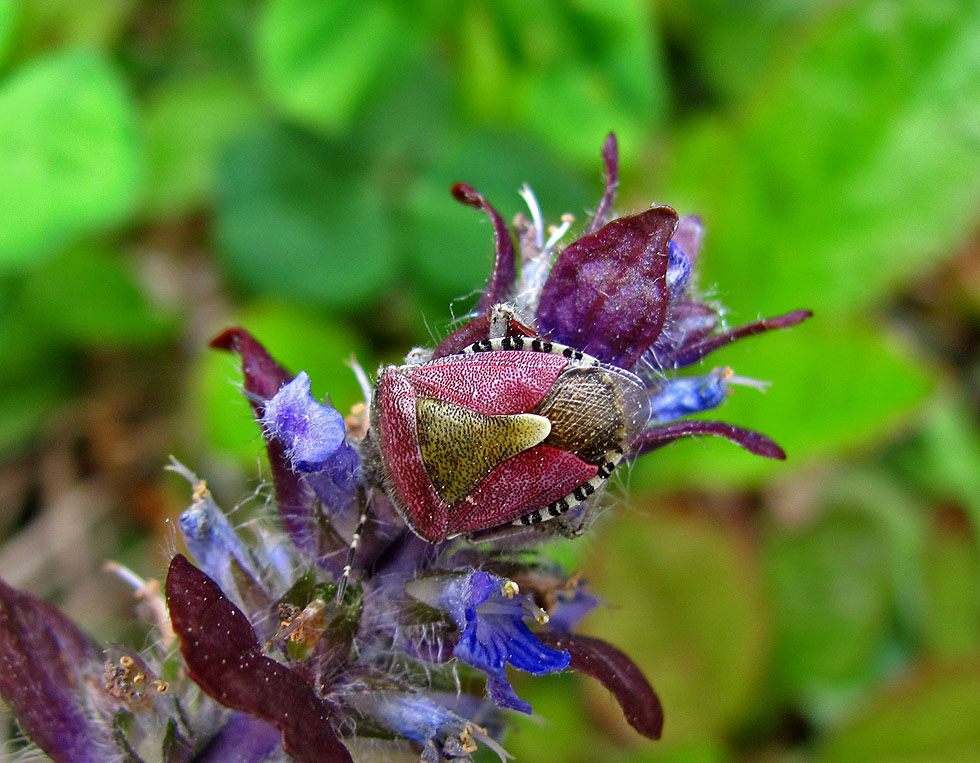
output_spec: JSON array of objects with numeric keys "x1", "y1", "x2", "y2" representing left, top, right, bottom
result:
[
  {"x1": 0, "y1": 134, "x2": 805, "y2": 761},
  {"x1": 262, "y1": 371, "x2": 360, "y2": 514},
  {"x1": 421, "y1": 571, "x2": 571, "y2": 714}
]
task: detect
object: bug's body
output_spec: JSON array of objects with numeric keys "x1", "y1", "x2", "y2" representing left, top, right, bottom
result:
[{"x1": 369, "y1": 337, "x2": 650, "y2": 543}]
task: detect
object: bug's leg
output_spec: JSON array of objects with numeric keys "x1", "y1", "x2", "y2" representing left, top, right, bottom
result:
[
  {"x1": 554, "y1": 500, "x2": 599, "y2": 538},
  {"x1": 465, "y1": 521, "x2": 548, "y2": 545},
  {"x1": 336, "y1": 485, "x2": 369, "y2": 603},
  {"x1": 488, "y1": 303, "x2": 517, "y2": 339}
]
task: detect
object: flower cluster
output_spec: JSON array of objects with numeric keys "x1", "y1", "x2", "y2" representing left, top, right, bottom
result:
[{"x1": 0, "y1": 135, "x2": 808, "y2": 762}]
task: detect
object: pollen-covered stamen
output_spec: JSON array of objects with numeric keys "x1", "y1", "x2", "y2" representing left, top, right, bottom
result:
[
  {"x1": 268, "y1": 599, "x2": 327, "y2": 650},
  {"x1": 515, "y1": 185, "x2": 573, "y2": 314},
  {"x1": 543, "y1": 213, "x2": 575, "y2": 253},
  {"x1": 103, "y1": 651, "x2": 169, "y2": 709},
  {"x1": 501, "y1": 580, "x2": 520, "y2": 599}
]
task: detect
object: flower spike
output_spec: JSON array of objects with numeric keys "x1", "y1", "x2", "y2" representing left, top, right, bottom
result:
[{"x1": 2, "y1": 135, "x2": 810, "y2": 761}]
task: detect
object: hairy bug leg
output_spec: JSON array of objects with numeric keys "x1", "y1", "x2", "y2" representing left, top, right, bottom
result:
[{"x1": 336, "y1": 485, "x2": 369, "y2": 603}]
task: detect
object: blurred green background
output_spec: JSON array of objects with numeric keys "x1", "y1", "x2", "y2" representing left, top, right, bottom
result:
[{"x1": 1, "y1": 0, "x2": 979, "y2": 760}]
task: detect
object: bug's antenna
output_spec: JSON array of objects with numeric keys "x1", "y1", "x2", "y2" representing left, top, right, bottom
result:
[{"x1": 336, "y1": 485, "x2": 369, "y2": 603}]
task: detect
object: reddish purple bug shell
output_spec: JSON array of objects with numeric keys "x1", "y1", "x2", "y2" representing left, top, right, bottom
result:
[{"x1": 370, "y1": 337, "x2": 650, "y2": 543}]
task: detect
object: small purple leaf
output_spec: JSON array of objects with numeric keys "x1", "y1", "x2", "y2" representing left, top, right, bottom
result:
[
  {"x1": 452, "y1": 182, "x2": 517, "y2": 315},
  {"x1": 209, "y1": 327, "x2": 291, "y2": 402},
  {"x1": 537, "y1": 206, "x2": 679, "y2": 369},
  {"x1": 0, "y1": 577, "x2": 113, "y2": 762},
  {"x1": 166, "y1": 555, "x2": 353, "y2": 763},
  {"x1": 584, "y1": 133, "x2": 619, "y2": 236},
  {"x1": 632, "y1": 420, "x2": 787, "y2": 460},
  {"x1": 662, "y1": 309, "x2": 813, "y2": 368},
  {"x1": 537, "y1": 632, "x2": 663, "y2": 740},
  {"x1": 210, "y1": 328, "x2": 345, "y2": 571}
]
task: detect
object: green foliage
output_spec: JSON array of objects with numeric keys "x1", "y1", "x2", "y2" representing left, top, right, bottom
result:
[
  {"x1": 0, "y1": 50, "x2": 141, "y2": 266},
  {"x1": 20, "y1": 244, "x2": 175, "y2": 345},
  {"x1": 256, "y1": 0, "x2": 420, "y2": 134},
  {"x1": 586, "y1": 509, "x2": 768, "y2": 743},
  {"x1": 4, "y1": 1, "x2": 980, "y2": 760},
  {"x1": 142, "y1": 74, "x2": 261, "y2": 218},
  {"x1": 455, "y1": 0, "x2": 668, "y2": 165},
  {"x1": 0, "y1": 0, "x2": 18, "y2": 68},
  {"x1": 818, "y1": 660, "x2": 980, "y2": 762},
  {"x1": 216, "y1": 124, "x2": 396, "y2": 308},
  {"x1": 662, "y1": 0, "x2": 980, "y2": 320}
]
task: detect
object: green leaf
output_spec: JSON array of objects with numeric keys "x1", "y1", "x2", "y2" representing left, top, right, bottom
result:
[
  {"x1": 456, "y1": 0, "x2": 668, "y2": 166},
  {"x1": 198, "y1": 300, "x2": 371, "y2": 464},
  {"x1": 0, "y1": 0, "x2": 18, "y2": 68},
  {"x1": 584, "y1": 509, "x2": 768, "y2": 742},
  {"x1": 765, "y1": 506, "x2": 893, "y2": 703},
  {"x1": 20, "y1": 244, "x2": 174, "y2": 346},
  {"x1": 177, "y1": 0, "x2": 258, "y2": 71},
  {"x1": 658, "y1": 0, "x2": 839, "y2": 103},
  {"x1": 664, "y1": 0, "x2": 980, "y2": 318},
  {"x1": 817, "y1": 659, "x2": 980, "y2": 763},
  {"x1": 890, "y1": 396, "x2": 980, "y2": 546},
  {"x1": 0, "y1": 50, "x2": 141, "y2": 266},
  {"x1": 142, "y1": 74, "x2": 261, "y2": 218},
  {"x1": 216, "y1": 123, "x2": 396, "y2": 308},
  {"x1": 256, "y1": 0, "x2": 419, "y2": 134},
  {"x1": 630, "y1": 316, "x2": 935, "y2": 492},
  {"x1": 921, "y1": 520, "x2": 980, "y2": 658}
]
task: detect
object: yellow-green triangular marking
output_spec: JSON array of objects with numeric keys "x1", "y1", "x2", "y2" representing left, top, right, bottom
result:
[{"x1": 416, "y1": 397, "x2": 551, "y2": 504}]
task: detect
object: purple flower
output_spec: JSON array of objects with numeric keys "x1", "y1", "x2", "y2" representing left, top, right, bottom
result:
[
  {"x1": 442, "y1": 132, "x2": 811, "y2": 460},
  {"x1": 0, "y1": 134, "x2": 807, "y2": 761},
  {"x1": 262, "y1": 370, "x2": 361, "y2": 514},
  {"x1": 410, "y1": 570, "x2": 571, "y2": 713}
]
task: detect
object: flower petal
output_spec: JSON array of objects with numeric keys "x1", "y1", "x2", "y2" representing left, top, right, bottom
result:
[
  {"x1": 262, "y1": 371, "x2": 360, "y2": 513},
  {"x1": 452, "y1": 182, "x2": 516, "y2": 315},
  {"x1": 210, "y1": 328, "x2": 346, "y2": 571},
  {"x1": 537, "y1": 206, "x2": 679, "y2": 369},
  {"x1": 546, "y1": 588, "x2": 599, "y2": 634},
  {"x1": 648, "y1": 369, "x2": 731, "y2": 423},
  {"x1": 583, "y1": 132, "x2": 619, "y2": 236},
  {"x1": 195, "y1": 713, "x2": 283, "y2": 763},
  {"x1": 172, "y1": 461, "x2": 272, "y2": 616},
  {"x1": 0, "y1": 577, "x2": 113, "y2": 762},
  {"x1": 166, "y1": 554, "x2": 353, "y2": 763},
  {"x1": 416, "y1": 571, "x2": 569, "y2": 714},
  {"x1": 632, "y1": 420, "x2": 787, "y2": 460},
  {"x1": 660, "y1": 309, "x2": 813, "y2": 369},
  {"x1": 537, "y1": 632, "x2": 663, "y2": 740}
]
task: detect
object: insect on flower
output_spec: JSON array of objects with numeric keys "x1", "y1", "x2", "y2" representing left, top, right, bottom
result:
[
  {"x1": 368, "y1": 328, "x2": 652, "y2": 543},
  {"x1": 0, "y1": 133, "x2": 813, "y2": 763}
]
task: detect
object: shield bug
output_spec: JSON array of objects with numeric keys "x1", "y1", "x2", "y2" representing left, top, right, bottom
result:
[{"x1": 368, "y1": 335, "x2": 651, "y2": 543}]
